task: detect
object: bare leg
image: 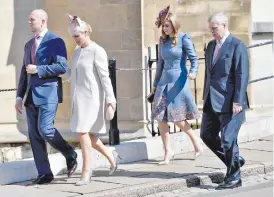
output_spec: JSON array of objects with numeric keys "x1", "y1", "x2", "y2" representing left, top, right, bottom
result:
[
  {"x1": 77, "y1": 133, "x2": 92, "y2": 183},
  {"x1": 174, "y1": 120, "x2": 203, "y2": 153},
  {"x1": 89, "y1": 133, "x2": 115, "y2": 168},
  {"x1": 158, "y1": 121, "x2": 174, "y2": 165}
]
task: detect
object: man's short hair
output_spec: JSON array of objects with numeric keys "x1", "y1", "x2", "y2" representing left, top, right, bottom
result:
[{"x1": 208, "y1": 12, "x2": 229, "y2": 26}]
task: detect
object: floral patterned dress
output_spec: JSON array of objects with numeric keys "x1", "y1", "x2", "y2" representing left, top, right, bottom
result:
[{"x1": 152, "y1": 32, "x2": 200, "y2": 122}]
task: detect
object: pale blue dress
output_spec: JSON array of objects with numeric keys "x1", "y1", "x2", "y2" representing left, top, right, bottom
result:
[{"x1": 152, "y1": 32, "x2": 200, "y2": 122}]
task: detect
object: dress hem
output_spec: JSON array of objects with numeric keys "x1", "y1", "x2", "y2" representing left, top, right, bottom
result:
[{"x1": 152, "y1": 114, "x2": 200, "y2": 123}]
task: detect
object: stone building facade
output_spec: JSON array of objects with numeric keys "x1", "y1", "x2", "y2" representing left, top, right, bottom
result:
[{"x1": 0, "y1": 0, "x2": 271, "y2": 144}]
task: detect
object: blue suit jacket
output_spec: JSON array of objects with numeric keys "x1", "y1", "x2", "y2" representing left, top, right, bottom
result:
[
  {"x1": 17, "y1": 31, "x2": 67, "y2": 106},
  {"x1": 203, "y1": 34, "x2": 249, "y2": 113}
]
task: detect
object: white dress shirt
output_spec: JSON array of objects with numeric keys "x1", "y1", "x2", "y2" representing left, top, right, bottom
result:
[{"x1": 35, "y1": 28, "x2": 48, "y2": 53}]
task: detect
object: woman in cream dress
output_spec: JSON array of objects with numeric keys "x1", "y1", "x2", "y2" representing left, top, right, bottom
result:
[{"x1": 66, "y1": 15, "x2": 120, "y2": 186}]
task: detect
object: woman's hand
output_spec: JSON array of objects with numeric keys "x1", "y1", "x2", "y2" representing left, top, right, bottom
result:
[
  {"x1": 152, "y1": 87, "x2": 156, "y2": 93},
  {"x1": 187, "y1": 72, "x2": 196, "y2": 80}
]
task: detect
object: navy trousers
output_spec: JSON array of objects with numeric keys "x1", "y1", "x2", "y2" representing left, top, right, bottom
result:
[
  {"x1": 26, "y1": 103, "x2": 74, "y2": 175},
  {"x1": 200, "y1": 97, "x2": 245, "y2": 181}
]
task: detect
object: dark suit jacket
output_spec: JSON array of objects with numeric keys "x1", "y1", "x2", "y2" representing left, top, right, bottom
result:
[
  {"x1": 16, "y1": 31, "x2": 67, "y2": 106},
  {"x1": 203, "y1": 34, "x2": 249, "y2": 113}
]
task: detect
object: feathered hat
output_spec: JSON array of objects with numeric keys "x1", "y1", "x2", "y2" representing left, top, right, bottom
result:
[
  {"x1": 67, "y1": 14, "x2": 92, "y2": 36},
  {"x1": 155, "y1": 5, "x2": 170, "y2": 28}
]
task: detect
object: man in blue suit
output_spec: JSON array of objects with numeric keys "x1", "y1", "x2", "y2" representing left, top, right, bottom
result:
[
  {"x1": 200, "y1": 12, "x2": 249, "y2": 190},
  {"x1": 15, "y1": 9, "x2": 77, "y2": 185}
]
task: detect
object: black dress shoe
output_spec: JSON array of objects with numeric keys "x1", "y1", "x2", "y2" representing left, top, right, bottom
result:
[
  {"x1": 67, "y1": 152, "x2": 78, "y2": 177},
  {"x1": 222, "y1": 157, "x2": 245, "y2": 183},
  {"x1": 216, "y1": 179, "x2": 242, "y2": 190},
  {"x1": 31, "y1": 174, "x2": 54, "y2": 185},
  {"x1": 239, "y1": 156, "x2": 245, "y2": 167}
]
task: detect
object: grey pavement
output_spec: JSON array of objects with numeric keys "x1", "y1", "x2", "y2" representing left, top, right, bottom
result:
[
  {"x1": 0, "y1": 135, "x2": 273, "y2": 197},
  {"x1": 145, "y1": 173, "x2": 273, "y2": 197}
]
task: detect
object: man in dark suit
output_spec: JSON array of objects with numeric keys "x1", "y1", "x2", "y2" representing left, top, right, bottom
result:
[
  {"x1": 200, "y1": 12, "x2": 249, "y2": 190},
  {"x1": 15, "y1": 9, "x2": 77, "y2": 184}
]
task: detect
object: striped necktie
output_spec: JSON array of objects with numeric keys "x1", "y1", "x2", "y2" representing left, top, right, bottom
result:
[
  {"x1": 213, "y1": 40, "x2": 221, "y2": 63},
  {"x1": 31, "y1": 36, "x2": 39, "y2": 64}
]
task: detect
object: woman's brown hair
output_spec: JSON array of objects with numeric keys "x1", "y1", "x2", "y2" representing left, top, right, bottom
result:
[{"x1": 160, "y1": 12, "x2": 181, "y2": 47}]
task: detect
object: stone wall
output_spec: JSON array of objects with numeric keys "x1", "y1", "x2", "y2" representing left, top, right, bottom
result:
[
  {"x1": 43, "y1": 0, "x2": 143, "y2": 123},
  {"x1": 0, "y1": 0, "x2": 144, "y2": 143},
  {"x1": 0, "y1": 0, "x2": 253, "y2": 144},
  {"x1": 0, "y1": 0, "x2": 44, "y2": 143},
  {"x1": 0, "y1": 142, "x2": 80, "y2": 163}
]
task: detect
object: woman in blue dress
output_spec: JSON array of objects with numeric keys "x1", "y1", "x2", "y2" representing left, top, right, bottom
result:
[{"x1": 152, "y1": 7, "x2": 203, "y2": 165}]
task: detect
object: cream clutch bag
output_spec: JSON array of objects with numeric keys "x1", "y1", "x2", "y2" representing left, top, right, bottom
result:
[{"x1": 105, "y1": 105, "x2": 115, "y2": 120}]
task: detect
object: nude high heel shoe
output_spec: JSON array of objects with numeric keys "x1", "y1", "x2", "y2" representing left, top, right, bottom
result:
[
  {"x1": 75, "y1": 169, "x2": 93, "y2": 186},
  {"x1": 109, "y1": 150, "x2": 122, "y2": 175},
  {"x1": 194, "y1": 139, "x2": 204, "y2": 160},
  {"x1": 158, "y1": 150, "x2": 175, "y2": 165}
]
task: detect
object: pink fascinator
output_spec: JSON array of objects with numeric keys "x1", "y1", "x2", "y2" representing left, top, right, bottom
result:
[
  {"x1": 155, "y1": 5, "x2": 170, "y2": 28},
  {"x1": 67, "y1": 14, "x2": 91, "y2": 36}
]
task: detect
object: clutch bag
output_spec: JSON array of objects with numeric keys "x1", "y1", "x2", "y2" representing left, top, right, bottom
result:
[
  {"x1": 105, "y1": 105, "x2": 115, "y2": 120},
  {"x1": 146, "y1": 92, "x2": 154, "y2": 103}
]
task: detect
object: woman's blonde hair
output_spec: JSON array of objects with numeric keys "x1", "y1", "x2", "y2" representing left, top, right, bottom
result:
[
  {"x1": 161, "y1": 12, "x2": 181, "y2": 47},
  {"x1": 81, "y1": 22, "x2": 92, "y2": 35}
]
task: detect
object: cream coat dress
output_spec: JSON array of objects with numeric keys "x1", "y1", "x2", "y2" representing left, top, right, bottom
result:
[{"x1": 65, "y1": 42, "x2": 116, "y2": 135}]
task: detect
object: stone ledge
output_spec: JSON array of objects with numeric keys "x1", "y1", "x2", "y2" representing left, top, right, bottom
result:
[
  {"x1": 0, "y1": 108, "x2": 270, "y2": 144},
  {"x1": 0, "y1": 120, "x2": 149, "y2": 144},
  {"x1": 252, "y1": 22, "x2": 274, "y2": 33}
]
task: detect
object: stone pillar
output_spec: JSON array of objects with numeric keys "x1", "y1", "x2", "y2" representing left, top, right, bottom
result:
[
  {"x1": 0, "y1": 0, "x2": 44, "y2": 143},
  {"x1": 249, "y1": 0, "x2": 274, "y2": 108}
]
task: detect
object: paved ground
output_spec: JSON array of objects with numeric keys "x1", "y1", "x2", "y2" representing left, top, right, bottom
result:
[
  {"x1": 144, "y1": 172, "x2": 273, "y2": 197},
  {"x1": 0, "y1": 135, "x2": 273, "y2": 197}
]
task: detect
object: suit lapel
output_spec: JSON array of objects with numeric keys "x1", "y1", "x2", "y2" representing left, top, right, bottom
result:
[
  {"x1": 212, "y1": 34, "x2": 232, "y2": 68},
  {"x1": 36, "y1": 31, "x2": 50, "y2": 53},
  {"x1": 26, "y1": 38, "x2": 35, "y2": 65},
  {"x1": 26, "y1": 40, "x2": 34, "y2": 90}
]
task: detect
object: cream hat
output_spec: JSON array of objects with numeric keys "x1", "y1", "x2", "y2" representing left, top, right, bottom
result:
[{"x1": 67, "y1": 14, "x2": 92, "y2": 36}]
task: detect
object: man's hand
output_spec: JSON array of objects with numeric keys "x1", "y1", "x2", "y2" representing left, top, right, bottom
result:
[
  {"x1": 188, "y1": 73, "x2": 196, "y2": 80},
  {"x1": 15, "y1": 99, "x2": 23, "y2": 114},
  {"x1": 233, "y1": 103, "x2": 242, "y2": 114},
  {"x1": 26, "y1": 64, "x2": 38, "y2": 74}
]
